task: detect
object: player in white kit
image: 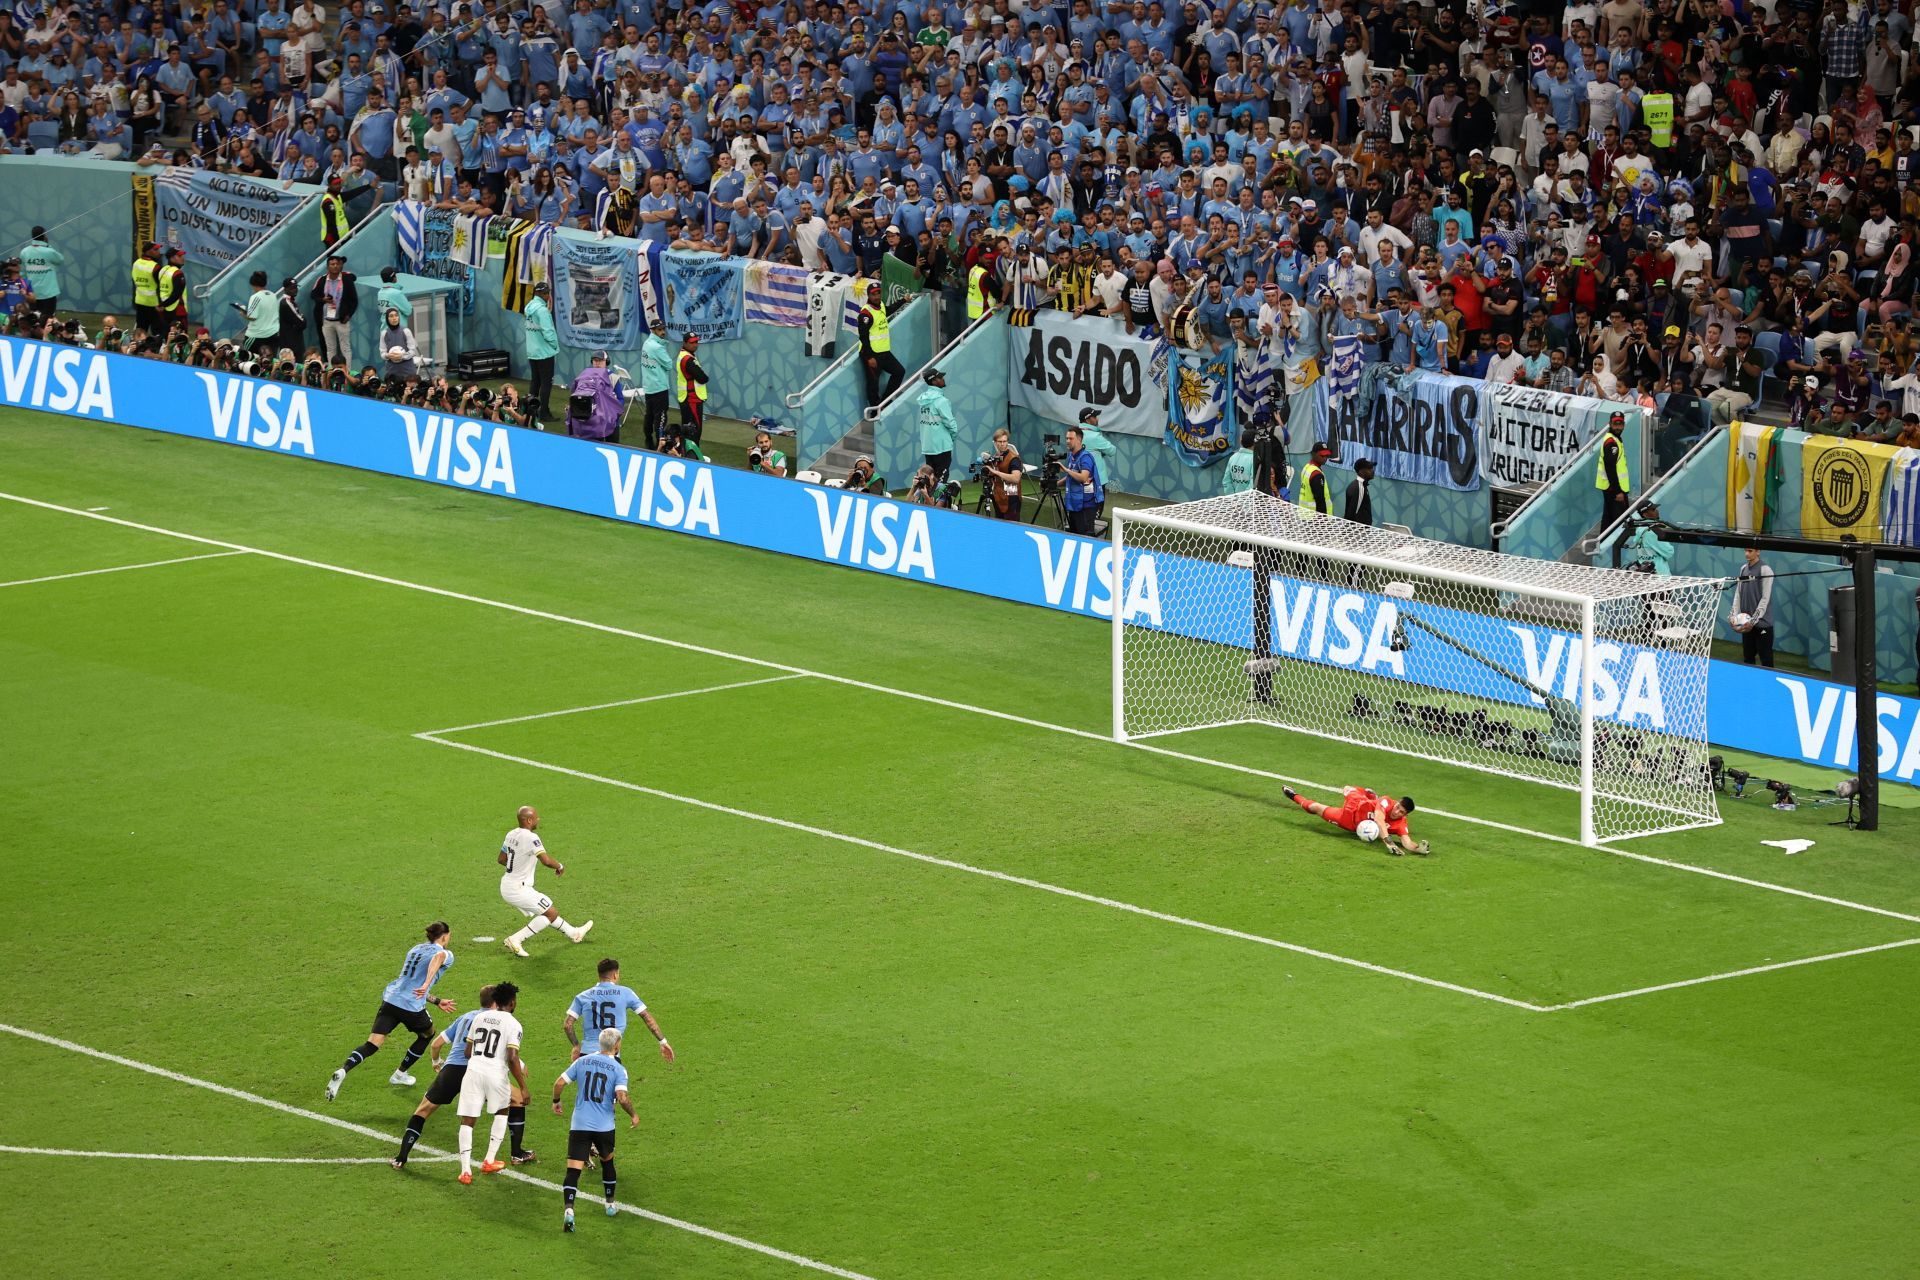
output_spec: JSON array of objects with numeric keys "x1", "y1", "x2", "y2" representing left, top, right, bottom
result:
[
  {"x1": 455, "y1": 980, "x2": 529, "y2": 1183},
  {"x1": 499, "y1": 805, "x2": 592, "y2": 957}
]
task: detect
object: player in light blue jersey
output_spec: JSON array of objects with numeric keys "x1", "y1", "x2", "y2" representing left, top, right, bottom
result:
[
  {"x1": 562, "y1": 957, "x2": 674, "y2": 1063},
  {"x1": 551, "y1": 1027, "x2": 637, "y2": 1232},
  {"x1": 326, "y1": 922, "x2": 458, "y2": 1101},
  {"x1": 392, "y1": 984, "x2": 517, "y2": 1169}
]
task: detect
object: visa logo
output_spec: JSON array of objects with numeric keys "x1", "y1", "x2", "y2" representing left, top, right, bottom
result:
[
  {"x1": 599, "y1": 446, "x2": 719, "y2": 533},
  {"x1": 1027, "y1": 532, "x2": 1163, "y2": 623},
  {"x1": 1269, "y1": 582, "x2": 1407, "y2": 675},
  {"x1": 196, "y1": 372, "x2": 313, "y2": 453},
  {"x1": 0, "y1": 339, "x2": 114, "y2": 417},
  {"x1": 806, "y1": 489, "x2": 935, "y2": 579},
  {"x1": 1510, "y1": 629, "x2": 1667, "y2": 729},
  {"x1": 398, "y1": 411, "x2": 517, "y2": 493},
  {"x1": 1778, "y1": 679, "x2": 1920, "y2": 780}
]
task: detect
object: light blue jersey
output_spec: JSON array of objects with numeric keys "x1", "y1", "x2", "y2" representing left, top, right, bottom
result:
[
  {"x1": 562, "y1": 1052, "x2": 630, "y2": 1132},
  {"x1": 568, "y1": 982, "x2": 645, "y2": 1038},
  {"x1": 441, "y1": 1010, "x2": 479, "y2": 1067},
  {"x1": 381, "y1": 942, "x2": 453, "y2": 1012}
]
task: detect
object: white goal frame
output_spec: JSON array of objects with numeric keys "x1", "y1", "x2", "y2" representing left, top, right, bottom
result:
[{"x1": 1111, "y1": 494, "x2": 1725, "y2": 848}]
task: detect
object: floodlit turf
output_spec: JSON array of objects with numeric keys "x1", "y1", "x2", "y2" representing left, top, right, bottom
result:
[{"x1": 3, "y1": 410, "x2": 1919, "y2": 1279}]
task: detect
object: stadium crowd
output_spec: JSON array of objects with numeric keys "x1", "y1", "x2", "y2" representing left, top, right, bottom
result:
[{"x1": 9, "y1": 0, "x2": 1920, "y2": 447}]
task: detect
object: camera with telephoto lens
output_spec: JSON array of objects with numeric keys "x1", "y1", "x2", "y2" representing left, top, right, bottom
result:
[
  {"x1": 1764, "y1": 779, "x2": 1795, "y2": 808},
  {"x1": 748, "y1": 445, "x2": 766, "y2": 470},
  {"x1": 966, "y1": 447, "x2": 998, "y2": 483}
]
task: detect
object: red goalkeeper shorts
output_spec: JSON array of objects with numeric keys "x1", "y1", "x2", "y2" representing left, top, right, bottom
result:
[{"x1": 1323, "y1": 796, "x2": 1376, "y2": 832}]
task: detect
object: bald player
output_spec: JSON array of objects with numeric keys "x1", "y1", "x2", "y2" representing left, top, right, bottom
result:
[{"x1": 499, "y1": 806, "x2": 593, "y2": 957}]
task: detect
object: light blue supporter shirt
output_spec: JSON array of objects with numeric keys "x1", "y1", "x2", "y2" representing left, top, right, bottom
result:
[
  {"x1": 569, "y1": 981, "x2": 646, "y2": 1037},
  {"x1": 381, "y1": 942, "x2": 453, "y2": 1012},
  {"x1": 562, "y1": 1052, "x2": 630, "y2": 1132}
]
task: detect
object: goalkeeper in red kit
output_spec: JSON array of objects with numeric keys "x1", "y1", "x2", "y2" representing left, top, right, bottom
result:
[{"x1": 1283, "y1": 785, "x2": 1429, "y2": 855}]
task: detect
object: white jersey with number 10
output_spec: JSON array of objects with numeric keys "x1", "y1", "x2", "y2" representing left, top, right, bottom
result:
[{"x1": 500, "y1": 828, "x2": 544, "y2": 889}]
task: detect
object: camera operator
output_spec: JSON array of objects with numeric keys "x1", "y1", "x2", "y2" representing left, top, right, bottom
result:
[
  {"x1": 1060, "y1": 425, "x2": 1104, "y2": 535},
  {"x1": 749, "y1": 430, "x2": 789, "y2": 478},
  {"x1": 982, "y1": 427, "x2": 1023, "y2": 521}
]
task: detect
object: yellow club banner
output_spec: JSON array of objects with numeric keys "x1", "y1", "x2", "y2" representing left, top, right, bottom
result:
[{"x1": 1799, "y1": 435, "x2": 1897, "y2": 541}]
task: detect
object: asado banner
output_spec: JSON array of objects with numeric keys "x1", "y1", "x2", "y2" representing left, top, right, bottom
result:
[
  {"x1": 1482, "y1": 384, "x2": 1616, "y2": 487},
  {"x1": 552, "y1": 238, "x2": 640, "y2": 350},
  {"x1": 149, "y1": 169, "x2": 305, "y2": 272},
  {"x1": 1323, "y1": 365, "x2": 1483, "y2": 491},
  {"x1": 1166, "y1": 346, "x2": 1236, "y2": 466},
  {"x1": 1008, "y1": 310, "x2": 1168, "y2": 438},
  {"x1": 662, "y1": 249, "x2": 743, "y2": 342}
]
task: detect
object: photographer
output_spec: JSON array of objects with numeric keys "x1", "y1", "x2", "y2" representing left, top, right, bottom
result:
[
  {"x1": 565, "y1": 349, "x2": 643, "y2": 444},
  {"x1": 982, "y1": 426, "x2": 1023, "y2": 521},
  {"x1": 1060, "y1": 425, "x2": 1104, "y2": 535},
  {"x1": 842, "y1": 455, "x2": 884, "y2": 494},
  {"x1": 907, "y1": 463, "x2": 941, "y2": 505},
  {"x1": 749, "y1": 430, "x2": 789, "y2": 478}
]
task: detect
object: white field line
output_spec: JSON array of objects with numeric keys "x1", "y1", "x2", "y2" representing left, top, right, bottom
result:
[
  {"x1": 423, "y1": 674, "x2": 807, "y2": 736},
  {"x1": 0, "y1": 1144, "x2": 453, "y2": 1165},
  {"x1": 1539, "y1": 938, "x2": 1920, "y2": 1011},
  {"x1": 416, "y1": 732, "x2": 1551, "y2": 1013},
  {"x1": 4, "y1": 491, "x2": 1916, "y2": 931},
  {"x1": 0, "y1": 549, "x2": 247, "y2": 589},
  {"x1": 0, "y1": 1022, "x2": 878, "y2": 1280}
]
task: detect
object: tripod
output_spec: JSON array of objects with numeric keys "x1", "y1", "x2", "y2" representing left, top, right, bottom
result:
[
  {"x1": 1029, "y1": 478, "x2": 1066, "y2": 527},
  {"x1": 1831, "y1": 792, "x2": 1863, "y2": 828}
]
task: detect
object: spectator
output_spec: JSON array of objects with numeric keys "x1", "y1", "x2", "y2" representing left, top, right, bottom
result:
[
  {"x1": 275, "y1": 277, "x2": 305, "y2": 355},
  {"x1": 982, "y1": 426, "x2": 1023, "y2": 522},
  {"x1": 523, "y1": 280, "x2": 558, "y2": 425}
]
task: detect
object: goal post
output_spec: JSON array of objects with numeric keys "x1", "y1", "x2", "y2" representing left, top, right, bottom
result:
[{"x1": 1110, "y1": 492, "x2": 1725, "y2": 846}]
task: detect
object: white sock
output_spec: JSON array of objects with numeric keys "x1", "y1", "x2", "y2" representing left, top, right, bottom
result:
[
  {"x1": 485, "y1": 1114, "x2": 508, "y2": 1164},
  {"x1": 552, "y1": 917, "x2": 575, "y2": 936},
  {"x1": 511, "y1": 916, "x2": 552, "y2": 945},
  {"x1": 458, "y1": 1125, "x2": 472, "y2": 1175}
]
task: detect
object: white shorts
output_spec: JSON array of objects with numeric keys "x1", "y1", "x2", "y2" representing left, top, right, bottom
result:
[
  {"x1": 456, "y1": 1069, "x2": 512, "y2": 1118},
  {"x1": 501, "y1": 880, "x2": 552, "y2": 917}
]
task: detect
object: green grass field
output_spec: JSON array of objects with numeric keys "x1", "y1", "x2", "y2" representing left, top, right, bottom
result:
[{"x1": 3, "y1": 409, "x2": 1918, "y2": 1279}]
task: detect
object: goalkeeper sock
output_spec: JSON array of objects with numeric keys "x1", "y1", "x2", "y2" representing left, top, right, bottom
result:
[{"x1": 1288, "y1": 792, "x2": 1315, "y2": 812}]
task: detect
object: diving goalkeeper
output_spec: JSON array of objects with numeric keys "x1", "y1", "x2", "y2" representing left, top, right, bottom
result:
[{"x1": 1283, "y1": 785, "x2": 1428, "y2": 855}]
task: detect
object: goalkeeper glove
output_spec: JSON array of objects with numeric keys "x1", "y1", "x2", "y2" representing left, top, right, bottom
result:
[{"x1": 1411, "y1": 840, "x2": 1431, "y2": 856}]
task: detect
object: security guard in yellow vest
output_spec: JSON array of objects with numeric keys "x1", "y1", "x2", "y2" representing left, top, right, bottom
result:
[
  {"x1": 155, "y1": 246, "x2": 189, "y2": 328},
  {"x1": 320, "y1": 176, "x2": 351, "y2": 247},
  {"x1": 131, "y1": 242, "x2": 162, "y2": 333},
  {"x1": 1298, "y1": 442, "x2": 1333, "y2": 518},
  {"x1": 858, "y1": 281, "x2": 905, "y2": 406},
  {"x1": 966, "y1": 261, "x2": 993, "y2": 320},
  {"x1": 672, "y1": 333, "x2": 709, "y2": 452},
  {"x1": 1596, "y1": 411, "x2": 1631, "y2": 526}
]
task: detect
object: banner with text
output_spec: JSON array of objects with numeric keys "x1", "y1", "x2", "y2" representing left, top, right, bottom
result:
[
  {"x1": 1481, "y1": 384, "x2": 1619, "y2": 487},
  {"x1": 1008, "y1": 311, "x2": 1169, "y2": 438},
  {"x1": 552, "y1": 238, "x2": 640, "y2": 351},
  {"x1": 417, "y1": 209, "x2": 476, "y2": 314},
  {"x1": 8, "y1": 333, "x2": 1912, "y2": 786},
  {"x1": 148, "y1": 169, "x2": 304, "y2": 272},
  {"x1": 1323, "y1": 365, "x2": 1483, "y2": 491},
  {"x1": 662, "y1": 250, "x2": 744, "y2": 342}
]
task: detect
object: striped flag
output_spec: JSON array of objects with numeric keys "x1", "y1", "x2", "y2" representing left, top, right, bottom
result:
[
  {"x1": 450, "y1": 214, "x2": 491, "y2": 269},
  {"x1": 393, "y1": 200, "x2": 427, "y2": 270},
  {"x1": 1324, "y1": 333, "x2": 1362, "y2": 408},
  {"x1": 1234, "y1": 339, "x2": 1273, "y2": 421},
  {"x1": 842, "y1": 277, "x2": 871, "y2": 331},
  {"x1": 519, "y1": 224, "x2": 554, "y2": 285},
  {"x1": 634, "y1": 240, "x2": 664, "y2": 332},
  {"x1": 1884, "y1": 448, "x2": 1920, "y2": 547},
  {"x1": 498, "y1": 221, "x2": 536, "y2": 313},
  {"x1": 743, "y1": 261, "x2": 808, "y2": 326},
  {"x1": 1005, "y1": 308, "x2": 1035, "y2": 327}
]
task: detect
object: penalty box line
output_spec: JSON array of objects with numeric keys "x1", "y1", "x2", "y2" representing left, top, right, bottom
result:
[
  {"x1": 415, "y1": 730, "x2": 1553, "y2": 1014},
  {"x1": 0, "y1": 1144, "x2": 455, "y2": 1165},
  {"x1": 0, "y1": 1022, "x2": 879, "y2": 1280},
  {"x1": 6, "y1": 489, "x2": 1917, "y2": 933}
]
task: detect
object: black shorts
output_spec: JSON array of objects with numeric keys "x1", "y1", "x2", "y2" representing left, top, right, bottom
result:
[
  {"x1": 567, "y1": 1129, "x2": 615, "y2": 1163},
  {"x1": 369, "y1": 1001, "x2": 435, "y2": 1039},
  {"x1": 423, "y1": 1062, "x2": 467, "y2": 1106}
]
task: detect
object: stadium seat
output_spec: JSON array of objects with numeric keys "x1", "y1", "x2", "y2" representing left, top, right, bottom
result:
[
  {"x1": 25, "y1": 120, "x2": 57, "y2": 150},
  {"x1": 1751, "y1": 346, "x2": 1779, "y2": 404},
  {"x1": 795, "y1": 470, "x2": 824, "y2": 484}
]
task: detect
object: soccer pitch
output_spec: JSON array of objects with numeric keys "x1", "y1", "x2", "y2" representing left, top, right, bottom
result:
[{"x1": 3, "y1": 409, "x2": 1917, "y2": 1279}]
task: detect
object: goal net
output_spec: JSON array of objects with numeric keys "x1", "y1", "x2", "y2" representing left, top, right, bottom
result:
[{"x1": 1111, "y1": 492, "x2": 1725, "y2": 845}]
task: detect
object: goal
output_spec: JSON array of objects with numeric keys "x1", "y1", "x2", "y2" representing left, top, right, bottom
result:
[{"x1": 1110, "y1": 492, "x2": 1725, "y2": 845}]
